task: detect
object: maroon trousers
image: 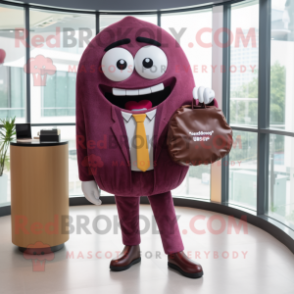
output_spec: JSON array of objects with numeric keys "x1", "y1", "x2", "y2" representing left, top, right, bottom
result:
[{"x1": 115, "y1": 190, "x2": 184, "y2": 255}]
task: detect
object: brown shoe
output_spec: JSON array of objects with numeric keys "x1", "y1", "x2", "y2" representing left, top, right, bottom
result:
[
  {"x1": 168, "y1": 251, "x2": 203, "y2": 278},
  {"x1": 110, "y1": 245, "x2": 141, "y2": 271}
]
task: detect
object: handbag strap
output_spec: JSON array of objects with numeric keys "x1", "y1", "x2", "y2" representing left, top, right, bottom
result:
[{"x1": 192, "y1": 98, "x2": 206, "y2": 110}]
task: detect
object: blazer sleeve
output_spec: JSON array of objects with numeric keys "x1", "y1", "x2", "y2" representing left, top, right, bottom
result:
[{"x1": 76, "y1": 77, "x2": 95, "y2": 182}]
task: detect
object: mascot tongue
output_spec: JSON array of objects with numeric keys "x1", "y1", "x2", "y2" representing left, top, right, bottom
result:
[{"x1": 125, "y1": 100, "x2": 152, "y2": 111}]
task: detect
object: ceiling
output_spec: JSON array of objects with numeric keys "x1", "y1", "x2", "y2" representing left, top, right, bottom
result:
[{"x1": 2, "y1": 0, "x2": 227, "y2": 12}]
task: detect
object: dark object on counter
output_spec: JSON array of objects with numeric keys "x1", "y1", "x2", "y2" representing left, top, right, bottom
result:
[
  {"x1": 40, "y1": 134, "x2": 61, "y2": 142},
  {"x1": 39, "y1": 128, "x2": 60, "y2": 142},
  {"x1": 15, "y1": 123, "x2": 32, "y2": 139},
  {"x1": 40, "y1": 129, "x2": 60, "y2": 135}
]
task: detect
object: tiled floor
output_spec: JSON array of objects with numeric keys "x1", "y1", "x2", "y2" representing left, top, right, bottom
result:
[{"x1": 1, "y1": 204, "x2": 294, "y2": 294}]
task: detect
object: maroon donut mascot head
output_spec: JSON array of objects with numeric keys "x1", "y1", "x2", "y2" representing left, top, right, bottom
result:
[{"x1": 76, "y1": 16, "x2": 194, "y2": 196}]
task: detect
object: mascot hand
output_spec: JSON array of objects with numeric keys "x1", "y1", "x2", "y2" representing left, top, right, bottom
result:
[
  {"x1": 81, "y1": 180, "x2": 102, "y2": 205},
  {"x1": 193, "y1": 86, "x2": 215, "y2": 104}
]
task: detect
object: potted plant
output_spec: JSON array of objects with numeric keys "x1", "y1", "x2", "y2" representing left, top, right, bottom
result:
[{"x1": 0, "y1": 117, "x2": 16, "y2": 204}]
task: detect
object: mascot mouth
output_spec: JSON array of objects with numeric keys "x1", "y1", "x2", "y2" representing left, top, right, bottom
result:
[{"x1": 100, "y1": 77, "x2": 175, "y2": 111}]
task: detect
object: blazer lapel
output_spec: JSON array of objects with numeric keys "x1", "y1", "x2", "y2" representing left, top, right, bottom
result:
[
  {"x1": 110, "y1": 105, "x2": 167, "y2": 167},
  {"x1": 154, "y1": 105, "x2": 168, "y2": 162},
  {"x1": 110, "y1": 106, "x2": 130, "y2": 165}
]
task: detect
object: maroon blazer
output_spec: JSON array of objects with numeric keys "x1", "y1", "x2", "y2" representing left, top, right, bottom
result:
[{"x1": 76, "y1": 16, "x2": 217, "y2": 196}]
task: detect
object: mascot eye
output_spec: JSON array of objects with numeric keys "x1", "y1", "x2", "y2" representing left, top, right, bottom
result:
[
  {"x1": 117, "y1": 59, "x2": 127, "y2": 70},
  {"x1": 142, "y1": 58, "x2": 153, "y2": 68},
  {"x1": 134, "y1": 45, "x2": 168, "y2": 79},
  {"x1": 101, "y1": 48, "x2": 134, "y2": 81}
]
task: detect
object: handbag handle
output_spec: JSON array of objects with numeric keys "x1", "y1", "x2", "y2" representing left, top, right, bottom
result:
[{"x1": 192, "y1": 98, "x2": 206, "y2": 110}]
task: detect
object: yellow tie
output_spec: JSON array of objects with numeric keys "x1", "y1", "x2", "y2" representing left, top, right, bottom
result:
[{"x1": 133, "y1": 114, "x2": 150, "y2": 172}]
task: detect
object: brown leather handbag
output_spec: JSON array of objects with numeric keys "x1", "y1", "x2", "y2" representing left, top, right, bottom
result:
[{"x1": 167, "y1": 99, "x2": 233, "y2": 166}]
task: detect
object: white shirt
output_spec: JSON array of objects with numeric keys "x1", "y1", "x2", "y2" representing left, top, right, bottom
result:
[{"x1": 121, "y1": 109, "x2": 157, "y2": 171}]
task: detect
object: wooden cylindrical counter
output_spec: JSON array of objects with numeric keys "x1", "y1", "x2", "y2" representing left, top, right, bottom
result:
[{"x1": 10, "y1": 141, "x2": 69, "y2": 253}]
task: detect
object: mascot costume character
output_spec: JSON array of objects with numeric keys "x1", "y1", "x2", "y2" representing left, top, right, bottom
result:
[{"x1": 76, "y1": 16, "x2": 217, "y2": 279}]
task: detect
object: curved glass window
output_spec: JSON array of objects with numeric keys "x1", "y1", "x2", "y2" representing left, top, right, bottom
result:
[
  {"x1": 230, "y1": 1, "x2": 259, "y2": 128},
  {"x1": 0, "y1": 4, "x2": 26, "y2": 123},
  {"x1": 29, "y1": 9, "x2": 95, "y2": 124},
  {"x1": 161, "y1": 9, "x2": 212, "y2": 88},
  {"x1": 227, "y1": 0, "x2": 259, "y2": 211},
  {"x1": 100, "y1": 14, "x2": 157, "y2": 31},
  {"x1": 229, "y1": 130, "x2": 258, "y2": 210},
  {"x1": 265, "y1": 0, "x2": 294, "y2": 229},
  {"x1": 267, "y1": 134, "x2": 294, "y2": 229},
  {"x1": 270, "y1": 0, "x2": 294, "y2": 132},
  {"x1": 0, "y1": 0, "x2": 293, "y2": 244},
  {"x1": 162, "y1": 9, "x2": 212, "y2": 200}
]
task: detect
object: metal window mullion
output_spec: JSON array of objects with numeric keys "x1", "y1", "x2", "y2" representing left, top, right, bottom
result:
[
  {"x1": 30, "y1": 123, "x2": 76, "y2": 127},
  {"x1": 257, "y1": 0, "x2": 271, "y2": 216},
  {"x1": 221, "y1": 3, "x2": 231, "y2": 204},
  {"x1": 96, "y1": 11, "x2": 100, "y2": 34},
  {"x1": 157, "y1": 11, "x2": 161, "y2": 27},
  {"x1": 25, "y1": 5, "x2": 31, "y2": 123},
  {"x1": 8, "y1": 67, "x2": 11, "y2": 109},
  {"x1": 54, "y1": 72, "x2": 58, "y2": 116},
  {"x1": 259, "y1": 128, "x2": 294, "y2": 138},
  {"x1": 231, "y1": 125, "x2": 258, "y2": 133},
  {"x1": 66, "y1": 71, "x2": 69, "y2": 116}
]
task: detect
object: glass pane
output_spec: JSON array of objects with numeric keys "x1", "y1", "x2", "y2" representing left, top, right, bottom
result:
[
  {"x1": 29, "y1": 10, "x2": 95, "y2": 124},
  {"x1": 172, "y1": 165, "x2": 210, "y2": 199},
  {"x1": 267, "y1": 134, "x2": 294, "y2": 229},
  {"x1": 270, "y1": 0, "x2": 294, "y2": 132},
  {"x1": 162, "y1": 10, "x2": 212, "y2": 199},
  {"x1": 161, "y1": 9, "x2": 212, "y2": 87},
  {"x1": 229, "y1": 130, "x2": 258, "y2": 210},
  {"x1": 230, "y1": 1, "x2": 259, "y2": 128},
  {"x1": 0, "y1": 147, "x2": 11, "y2": 207},
  {"x1": 100, "y1": 14, "x2": 157, "y2": 31},
  {"x1": 0, "y1": 4, "x2": 26, "y2": 122},
  {"x1": 31, "y1": 126, "x2": 111, "y2": 198}
]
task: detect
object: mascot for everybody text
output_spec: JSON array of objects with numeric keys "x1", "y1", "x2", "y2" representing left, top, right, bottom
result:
[{"x1": 76, "y1": 16, "x2": 217, "y2": 278}]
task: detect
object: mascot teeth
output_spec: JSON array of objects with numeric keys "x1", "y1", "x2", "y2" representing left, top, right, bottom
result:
[{"x1": 112, "y1": 83, "x2": 164, "y2": 96}]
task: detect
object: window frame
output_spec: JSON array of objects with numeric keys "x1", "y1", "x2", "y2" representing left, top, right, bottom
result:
[
  {"x1": 224, "y1": 0, "x2": 294, "y2": 231},
  {"x1": 0, "y1": 0, "x2": 293, "y2": 232}
]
